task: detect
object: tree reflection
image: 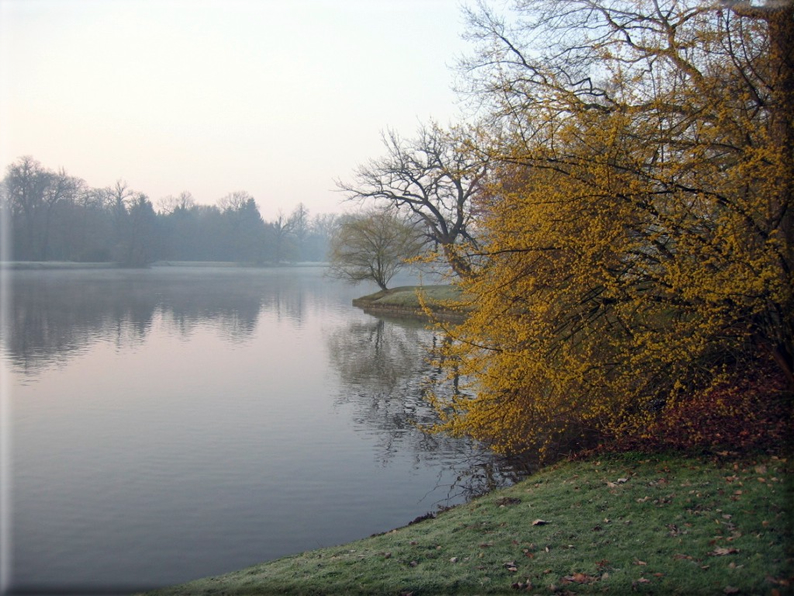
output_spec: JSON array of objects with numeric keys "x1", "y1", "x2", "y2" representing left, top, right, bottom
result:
[
  {"x1": 3, "y1": 268, "x2": 313, "y2": 375},
  {"x1": 326, "y1": 314, "x2": 529, "y2": 500},
  {"x1": 6, "y1": 271, "x2": 156, "y2": 374},
  {"x1": 154, "y1": 272, "x2": 266, "y2": 341}
]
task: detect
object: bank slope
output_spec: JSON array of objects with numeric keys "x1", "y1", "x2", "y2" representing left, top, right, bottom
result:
[{"x1": 141, "y1": 452, "x2": 792, "y2": 595}]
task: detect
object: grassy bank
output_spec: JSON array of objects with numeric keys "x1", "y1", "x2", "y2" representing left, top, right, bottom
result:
[
  {"x1": 352, "y1": 285, "x2": 468, "y2": 320},
  {"x1": 141, "y1": 451, "x2": 791, "y2": 595}
]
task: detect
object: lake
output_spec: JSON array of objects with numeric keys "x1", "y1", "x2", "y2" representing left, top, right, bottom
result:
[{"x1": 1, "y1": 266, "x2": 517, "y2": 594}]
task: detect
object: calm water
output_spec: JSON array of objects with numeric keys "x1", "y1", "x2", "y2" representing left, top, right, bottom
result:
[{"x1": 1, "y1": 266, "x2": 514, "y2": 594}]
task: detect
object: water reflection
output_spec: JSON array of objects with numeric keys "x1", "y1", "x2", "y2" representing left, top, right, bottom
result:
[
  {"x1": 5, "y1": 268, "x2": 530, "y2": 498},
  {"x1": 3, "y1": 266, "x2": 535, "y2": 592},
  {"x1": 328, "y1": 317, "x2": 443, "y2": 454},
  {"x1": 4, "y1": 268, "x2": 315, "y2": 374},
  {"x1": 326, "y1": 314, "x2": 526, "y2": 500}
]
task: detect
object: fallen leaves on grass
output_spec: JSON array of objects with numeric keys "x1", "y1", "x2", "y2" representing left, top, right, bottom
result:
[
  {"x1": 709, "y1": 547, "x2": 740, "y2": 556},
  {"x1": 511, "y1": 579, "x2": 533, "y2": 591},
  {"x1": 531, "y1": 519, "x2": 549, "y2": 526},
  {"x1": 561, "y1": 572, "x2": 597, "y2": 584},
  {"x1": 547, "y1": 584, "x2": 576, "y2": 595}
]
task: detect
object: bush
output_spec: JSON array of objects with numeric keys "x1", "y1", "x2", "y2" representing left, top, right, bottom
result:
[{"x1": 607, "y1": 362, "x2": 792, "y2": 454}]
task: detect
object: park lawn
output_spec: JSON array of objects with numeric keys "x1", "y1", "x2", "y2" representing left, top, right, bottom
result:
[{"x1": 141, "y1": 451, "x2": 792, "y2": 595}]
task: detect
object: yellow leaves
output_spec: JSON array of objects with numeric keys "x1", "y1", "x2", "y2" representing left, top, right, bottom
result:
[
  {"x1": 424, "y1": 0, "x2": 793, "y2": 459},
  {"x1": 429, "y1": 124, "x2": 788, "y2": 454}
]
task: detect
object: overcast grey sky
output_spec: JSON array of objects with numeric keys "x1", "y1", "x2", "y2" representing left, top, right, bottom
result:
[{"x1": 0, "y1": 0, "x2": 472, "y2": 219}]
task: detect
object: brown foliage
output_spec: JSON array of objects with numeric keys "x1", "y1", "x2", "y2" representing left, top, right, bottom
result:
[{"x1": 608, "y1": 360, "x2": 793, "y2": 454}]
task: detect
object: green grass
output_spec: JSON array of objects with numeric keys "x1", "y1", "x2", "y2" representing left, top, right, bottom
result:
[
  {"x1": 352, "y1": 285, "x2": 469, "y2": 319},
  {"x1": 139, "y1": 452, "x2": 792, "y2": 595}
]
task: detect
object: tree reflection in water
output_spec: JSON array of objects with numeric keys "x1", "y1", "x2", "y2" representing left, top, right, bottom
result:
[
  {"x1": 3, "y1": 268, "x2": 309, "y2": 376},
  {"x1": 5, "y1": 268, "x2": 534, "y2": 501},
  {"x1": 326, "y1": 313, "x2": 532, "y2": 502}
]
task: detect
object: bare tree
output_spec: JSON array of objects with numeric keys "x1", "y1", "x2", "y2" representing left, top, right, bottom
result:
[
  {"x1": 270, "y1": 209, "x2": 296, "y2": 264},
  {"x1": 337, "y1": 121, "x2": 488, "y2": 278},
  {"x1": 4, "y1": 156, "x2": 50, "y2": 259},
  {"x1": 288, "y1": 203, "x2": 310, "y2": 260},
  {"x1": 106, "y1": 180, "x2": 135, "y2": 227},
  {"x1": 3, "y1": 156, "x2": 81, "y2": 260},
  {"x1": 40, "y1": 168, "x2": 82, "y2": 260},
  {"x1": 217, "y1": 191, "x2": 254, "y2": 212},
  {"x1": 157, "y1": 191, "x2": 195, "y2": 215}
]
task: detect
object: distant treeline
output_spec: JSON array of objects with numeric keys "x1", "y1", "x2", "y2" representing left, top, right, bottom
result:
[{"x1": 1, "y1": 156, "x2": 338, "y2": 266}]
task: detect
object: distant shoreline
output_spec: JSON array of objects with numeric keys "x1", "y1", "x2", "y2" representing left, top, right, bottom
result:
[
  {"x1": 1, "y1": 260, "x2": 329, "y2": 270},
  {"x1": 1, "y1": 261, "x2": 119, "y2": 270}
]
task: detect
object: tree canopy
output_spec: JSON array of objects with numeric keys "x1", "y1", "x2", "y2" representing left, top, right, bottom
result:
[
  {"x1": 2, "y1": 158, "x2": 337, "y2": 266},
  {"x1": 429, "y1": 0, "x2": 793, "y2": 457},
  {"x1": 328, "y1": 208, "x2": 424, "y2": 290}
]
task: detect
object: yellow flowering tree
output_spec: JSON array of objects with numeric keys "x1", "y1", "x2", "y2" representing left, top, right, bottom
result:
[{"x1": 430, "y1": 0, "x2": 793, "y2": 457}]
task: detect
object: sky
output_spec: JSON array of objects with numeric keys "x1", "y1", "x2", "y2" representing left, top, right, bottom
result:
[{"x1": 0, "y1": 0, "x2": 474, "y2": 220}]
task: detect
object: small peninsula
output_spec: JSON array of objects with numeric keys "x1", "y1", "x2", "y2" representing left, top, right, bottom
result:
[{"x1": 352, "y1": 285, "x2": 470, "y2": 321}]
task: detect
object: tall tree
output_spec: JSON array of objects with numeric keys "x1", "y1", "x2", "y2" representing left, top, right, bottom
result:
[
  {"x1": 116, "y1": 193, "x2": 158, "y2": 267},
  {"x1": 4, "y1": 156, "x2": 50, "y2": 259},
  {"x1": 69, "y1": 186, "x2": 114, "y2": 261},
  {"x1": 216, "y1": 191, "x2": 266, "y2": 262},
  {"x1": 157, "y1": 191, "x2": 196, "y2": 216},
  {"x1": 429, "y1": 0, "x2": 794, "y2": 457},
  {"x1": 39, "y1": 168, "x2": 81, "y2": 260},
  {"x1": 338, "y1": 121, "x2": 488, "y2": 278},
  {"x1": 269, "y1": 210, "x2": 297, "y2": 264},
  {"x1": 289, "y1": 203, "x2": 311, "y2": 261},
  {"x1": 106, "y1": 180, "x2": 136, "y2": 259},
  {"x1": 4, "y1": 157, "x2": 81, "y2": 260},
  {"x1": 306, "y1": 212, "x2": 338, "y2": 261}
]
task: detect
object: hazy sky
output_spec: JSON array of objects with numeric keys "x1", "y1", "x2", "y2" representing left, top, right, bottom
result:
[{"x1": 0, "y1": 0, "x2": 473, "y2": 220}]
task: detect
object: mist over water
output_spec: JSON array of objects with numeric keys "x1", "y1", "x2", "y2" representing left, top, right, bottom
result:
[{"x1": 2, "y1": 266, "x2": 518, "y2": 594}]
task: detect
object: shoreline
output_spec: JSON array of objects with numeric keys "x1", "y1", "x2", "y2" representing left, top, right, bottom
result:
[
  {"x1": 352, "y1": 285, "x2": 470, "y2": 321},
  {"x1": 139, "y1": 451, "x2": 791, "y2": 595},
  {"x1": 0, "y1": 260, "x2": 328, "y2": 270}
]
